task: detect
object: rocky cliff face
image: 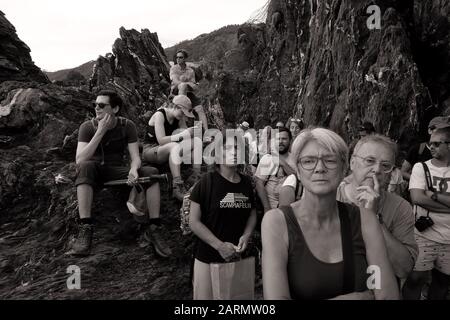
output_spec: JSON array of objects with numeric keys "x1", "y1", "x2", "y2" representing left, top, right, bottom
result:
[
  {"x1": 0, "y1": 11, "x2": 49, "y2": 84},
  {"x1": 197, "y1": 0, "x2": 449, "y2": 146},
  {"x1": 88, "y1": 27, "x2": 171, "y2": 123}
]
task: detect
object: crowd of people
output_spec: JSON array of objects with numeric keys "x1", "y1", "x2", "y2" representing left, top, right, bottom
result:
[{"x1": 69, "y1": 49, "x2": 450, "y2": 300}]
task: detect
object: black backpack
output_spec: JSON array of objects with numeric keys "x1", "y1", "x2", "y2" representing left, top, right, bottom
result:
[{"x1": 180, "y1": 171, "x2": 214, "y2": 235}]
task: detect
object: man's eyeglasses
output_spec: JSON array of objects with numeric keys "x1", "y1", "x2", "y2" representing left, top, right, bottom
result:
[
  {"x1": 298, "y1": 156, "x2": 339, "y2": 170},
  {"x1": 353, "y1": 154, "x2": 394, "y2": 173},
  {"x1": 176, "y1": 55, "x2": 185, "y2": 59},
  {"x1": 93, "y1": 102, "x2": 110, "y2": 109},
  {"x1": 428, "y1": 141, "x2": 450, "y2": 148}
]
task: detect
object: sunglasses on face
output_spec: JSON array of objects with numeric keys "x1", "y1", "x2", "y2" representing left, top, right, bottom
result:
[
  {"x1": 176, "y1": 56, "x2": 185, "y2": 59},
  {"x1": 428, "y1": 141, "x2": 450, "y2": 148},
  {"x1": 93, "y1": 102, "x2": 110, "y2": 109}
]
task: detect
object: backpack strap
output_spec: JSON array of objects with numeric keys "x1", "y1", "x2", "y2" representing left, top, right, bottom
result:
[
  {"x1": 90, "y1": 118, "x2": 104, "y2": 165},
  {"x1": 421, "y1": 162, "x2": 435, "y2": 192},
  {"x1": 418, "y1": 162, "x2": 433, "y2": 218},
  {"x1": 256, "y1": 134, "x2": 260, "y2": 165},
  {"x1": 338, "y1": 202, "x2": 355, "y2": 294},
  {"x1": 91, "y1": 118, "x2": 98, "y2": 131},
  {"x1": 294, "y1": 177, "x2": 303, "y2": 200}
]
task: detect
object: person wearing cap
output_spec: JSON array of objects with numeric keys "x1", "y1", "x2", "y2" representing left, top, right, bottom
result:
[
  {"x1": 240, "y1": 121, "x2": 250, "y2": 131},
  {"x1": 401, "y1": 116, "x2": 450, "y2": 182},
  {"x1": 240, "y1": 121, "x2": 253, "y2": 141},
  {"x1": 71, "y1": 90, "x2": 170, "y2": 257},
  {"x1": 143, "y1": 95, "x2": 202, "y2": 201}
]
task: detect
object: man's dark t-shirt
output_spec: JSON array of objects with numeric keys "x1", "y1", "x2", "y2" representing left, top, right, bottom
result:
[
  {"x1": 78, "y1": 117, "x2": 138, "y2": 165},
  {"x1": 190, "y1": 171, "x2": 255, "y2": 264},
  {"x1": 405, "y1": 142, "x2": 432, "y2": 167}
]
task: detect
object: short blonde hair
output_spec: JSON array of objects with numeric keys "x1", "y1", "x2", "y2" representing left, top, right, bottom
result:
[{"x1": 291, "y1": 127, "x2": 349, "y2": 173}]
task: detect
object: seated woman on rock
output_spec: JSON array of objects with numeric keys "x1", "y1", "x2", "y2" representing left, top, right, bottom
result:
[
  {"x1": 143, "y1": 95, "x2": 203, "y2": 201},
  {"x1": 170, "y1": 49, "x2": 208, "y2": 131},
  {"x1": 262, "y1": 127, "x2": 399, "y2": 300}
]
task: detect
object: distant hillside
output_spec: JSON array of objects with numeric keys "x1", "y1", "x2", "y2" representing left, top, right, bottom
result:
[
  {"x1": 45, "y1": 60, "x2": 95, "y2": 82},
  {"x1": 165, "y1": 24, "x2": 240, "y2": 62},
  {"x1": 44, "y1": 24, "x2": 240, "y2": 81}
]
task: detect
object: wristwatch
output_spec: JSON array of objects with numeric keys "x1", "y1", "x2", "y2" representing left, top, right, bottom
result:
[{"x1": 431, "y1": 191, "x2": 439, "y2": 201}]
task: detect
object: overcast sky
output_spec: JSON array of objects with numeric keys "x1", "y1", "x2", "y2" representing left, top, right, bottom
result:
[{"x1": 2, "y1": 0, "x2": 268, "y2": 72}]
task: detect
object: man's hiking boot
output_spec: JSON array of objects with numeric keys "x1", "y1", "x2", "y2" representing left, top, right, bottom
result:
[
  {"x1": 70, "y1": 224, "x2": 93, "y2": 256},
  {"x1": 172, "y1": 181, "x2": 187, "y2": 201},
  {"x1": 144, "y1": 224, "x2": 172, "y2": 258}
]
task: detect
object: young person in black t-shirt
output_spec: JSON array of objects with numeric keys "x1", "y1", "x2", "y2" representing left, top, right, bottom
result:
[{"x1": 189, "y1": 133, "x2": 257, "y2": 300}]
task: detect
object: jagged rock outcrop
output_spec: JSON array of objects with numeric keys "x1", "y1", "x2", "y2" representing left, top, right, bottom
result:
[
  {"x1": 0, "y1": 11, "x2": 49, "y2": 84},
  {"x1": 412, "y1": 0, "x2": 450, "y2": 122},
  {"x1": 89, "y1": 27, "x2": 171, "y2": 117}
]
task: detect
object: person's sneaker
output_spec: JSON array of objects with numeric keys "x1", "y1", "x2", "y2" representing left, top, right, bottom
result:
[
  {"x1": 172, "y1": 182, "x2": 187, "y2": 201},
  {"x1": 69, "y1": 224, "x2": 93, "y2": 256},
  {"x1": 144, "y1": 225, "x2": 172, "y2": 258}
]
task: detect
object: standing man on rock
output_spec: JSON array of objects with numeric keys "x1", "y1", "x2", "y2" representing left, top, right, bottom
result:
[{"x1": 71, "y1": 90, "x2": 172, "y2": 258}]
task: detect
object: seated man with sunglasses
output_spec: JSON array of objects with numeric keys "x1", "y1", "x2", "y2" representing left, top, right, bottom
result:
[
  {"x1": 70, "y1": 90, "x2": 171, "y2": 258},
  {"x1": 336, "y1": 134, "x2": 418, "y2": 282}
]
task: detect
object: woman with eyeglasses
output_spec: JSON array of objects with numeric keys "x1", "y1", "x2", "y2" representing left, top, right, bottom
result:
[
  {"x1": 262, "y1": 128, "x2": 399, "y2": 300},
  {"x1": 143, "y1": 94, "x2": 202, "y2": 201}
]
